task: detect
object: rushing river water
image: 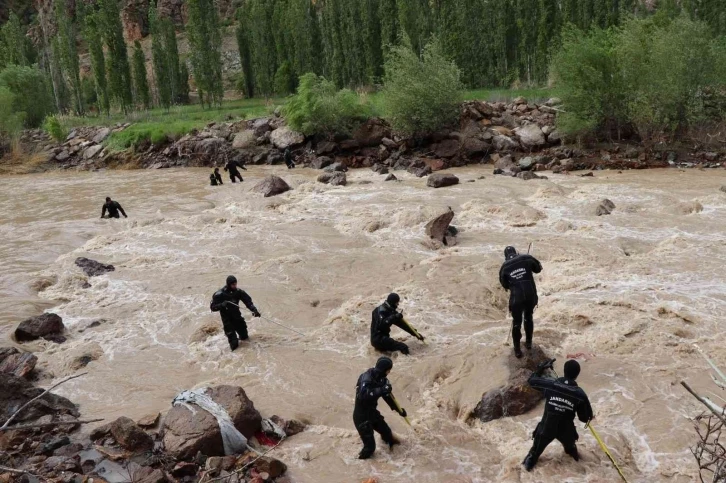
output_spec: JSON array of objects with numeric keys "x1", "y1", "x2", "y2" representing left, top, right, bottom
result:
[{"x1": 1, "y1": 166, "x2": 724, "y2": 482}]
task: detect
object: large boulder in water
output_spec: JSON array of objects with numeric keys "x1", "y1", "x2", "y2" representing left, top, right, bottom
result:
[
  {"x1": 270, "y1": 126, "x2": 304, "y2": 150},
  {"x1": 427, "y1": 173, "x2": 459, "y2": 188},
  {"x1": 15, "y1": 313, "x2": 65, "y2": 343},
  {"x1": 252, "y1": 176, "x2": 291, "y2": 197},
  {"x1": 161, "y1": 386, "x2": 262, "y2": 460},
  {"x1": 425, "y1": 208, "x2": 455, "y2": 245},
  {"x1": 75, "y1": 257, "x2": 115, "y2": 277},
  {"x1": 0, "y1": 373, "x2": 79, "y2": 424},
  {"x1": 317, "y1": 172, "x2": 347, "y2": 186},
  {"x1": 469, "y1": 345, "x2": 551, "y2": 423}
]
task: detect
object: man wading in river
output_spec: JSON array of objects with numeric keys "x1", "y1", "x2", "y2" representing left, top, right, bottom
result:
[
  {"x1": 499, "y1": 246, "x2": 542, "y2": 358},
  {"x1": 523, "y1": 359, "x2": 593, "y2": 471},
  {"x1": 101, "y1": 197, "x2": 127, "y2": 219},
  {"x1": 210, "y1": 168, "x2": 223, "y2": 186},
  {"x1": 210, "y1": 276, "x2": 261, "y2": 351},
  {"x1": 371, "y1": 293, "x2": 422, "y2": 355},
  {"x1": 224, "y1": 158, "x2": 247, "y2": 183},
  {"x1": 354, "y1": 356, "x2": 405, "y2": 459}
]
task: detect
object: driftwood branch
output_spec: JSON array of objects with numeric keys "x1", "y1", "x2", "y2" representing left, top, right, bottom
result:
[
  {"x1": 682, "y1": 381, "x2": 726, "y2": 426},
  {"x1": 202, "y1": 438, "x2": 286, "y2": 483},
  {"x1": 1, "y1": 372, "x2": 88, "y2": 430},
  {"x1": 0, "y1": 465, "x2": 31, "y2": 475},
  {"x1": 0, "y1": 418, "x2": 104, "y2": 432}
]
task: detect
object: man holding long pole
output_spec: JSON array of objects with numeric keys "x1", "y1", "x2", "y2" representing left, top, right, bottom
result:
[{"x1": 209, "y1": 275, "x2": 261, "y2": 351}]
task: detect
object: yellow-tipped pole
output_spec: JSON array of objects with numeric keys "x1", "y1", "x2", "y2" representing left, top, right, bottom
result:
[
  {"x1": 401, "y1": 318, "x2": 427, "y2": 345},
  {"x1": 586, "y1": 423, "x2": 629, "y2": 483},
  {"x1": 390, "y1": 393, "x2": 411, "y2": 426}
]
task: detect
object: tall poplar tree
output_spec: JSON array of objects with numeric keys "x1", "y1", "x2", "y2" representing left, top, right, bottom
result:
[
  {"x1": 132, "y1": 40, "x2": 150, "y2": 109},
  {"x1": 186, "y1": 0, "x2": 224, "y2": 106},
  {"x1": 98, "y1": 0, "x2": 133, "y2": 112},
  {"x1": 54, "y1": 0, "x2": 83, "y2": 115}
]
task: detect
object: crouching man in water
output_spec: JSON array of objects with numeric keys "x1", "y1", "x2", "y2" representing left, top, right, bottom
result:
[
  {"x1": 210, "y1": 275, "x2": 261, "y2": 351},
  {"x1": 523, "y1": 359, "x2": 593, "y2": 471},
  {"x1": 354, "y1": 357, "x2": 405, "y2": 459},
  {"x1": 210, "y1": 168, "x2": 224, "y2": 186},
  {"x1": 101, "y1": 197, "x2": 127, "y2": 219},
  {"x1": 371, "y1": 293, "x2": 422, "y2": 355},
  {"x1": 499, "y1": 245, "x2": 542, "y2": 358}
]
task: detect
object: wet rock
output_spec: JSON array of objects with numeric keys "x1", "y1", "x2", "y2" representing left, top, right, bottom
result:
[
  {"x1": 518, "y1": 157, "x2": 534, "y2": 170},
  {"x1": 492, "y1": 134, "x2": 519, "y2": 151},
  {"x1": 372, "y1": 163, "x2": 389, "y2": 175},
  {"x1": 385, "y1": 174, "x2": 397, "y2": 182},
  {"x1": 720, "y1": 185, "x2": 726, "y2": 193},
  {"x1": 55, "y1": 150, "x2": 70, "y2": 162},
  {"x1": 381, "y1": 137, "x2": 398, "y2": 149},
  {"x1": 171, "y1": 461, "x2": 198, "y2": 477},
  {"x1": 425, "y1": 208, "x2": 455, "y2": 245},
  {"x1": 516, "y1": 171, "x2": 546, "y2": 181},
  {"x1": 462, "y1": 137, "x2": 489, "y2": 156},
  {"x1": 90, "y1": 422, "x2": 113, "y2": 441},
  {"x1": 15, "y1": 313, "x2": 65, "y2": 343},
  {"x1": 251, "y1": 176, "x2": 291, "y2": 198},
  {"x1": 137, "y1": 413, "x2": 161, "y2": 428},
  {"x1": 316, "y1": 141, "x2": 337, "y2": 155},
  {"x1": 83, "y1": 144, "x2": 103, "y2": 159},
  {"x1": 270, "y1": 127, "x2": 304, "y2": 150},
  {"x1": 253, "y1": 457, "x2": 287, "y2": 478},
  {"x1": 39, "y1": 436, "x2": 70, "y2": 456},
  {"x1": 411, "y1": 166, "x2": 432, "y2": 178},
  {"x1": 75, "y1": 257, "x2": 115, "y2": 277},
  {"x1": 161, "y1": 385, "x2": 262, "y2": 459},
  {"x1": 92, "y1": 128, "x2": 111, "y2": 144},
  {"x1": 324, "y1": 162, "x2": 348, "y2": 172},
  {"x1": 109, "y1": 416, "x2": 154, "y2": 452},
  {"x1": 515, "y1": 124, "x2": 546, "y2": 148},
  {"x1": 317, "y1": 172, "x2": 347, "y2": 186},
  {"x1": 189, "y1": 322, "x2": 221, "y2": 343},
  {"x1": 595, "y1": 199, "x2": 616, "y2": 216},
  {"x1": 427, "y1": 173, "x2": 459, "y2": 188},
  {"x1": 44, "y1": 456, "x2": 81, "y2": 473},
  {"x1": 310, "y1": 156, "x2": 334, "y2": 170},
  {"x1": 0, "y1": 351, "x2": 37, "y2": 378},
  {"x1": 470, "y1": 345, "x2": 551, "y2": 423},
  {"x1": 269, "y1": 415, "x2": 306, "y2": 437},
  {"x1": 353, "y1": 119, "x2": 389, "y2": 147},
  {"x1": 232, "y1": 130, "x2": 256, "y2": 149},
  {"x1": 433, "y1": 139, "x2": 460, "y2": 158},
  {"x1": 68, "y1": 344, "x2": 103, "y2": 371},
  {"x1": 134, "y1": 468, "x2": 168, "y2": 483}
]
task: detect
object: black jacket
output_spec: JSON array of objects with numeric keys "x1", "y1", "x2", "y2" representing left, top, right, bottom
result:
[
  {"x1": 528, "y1": 372, "x2": 593, "y2": 427},
  {"x1": 371, "y1": 303, "x2": 416, "y2": 344},
  {"x1": 499, "y1": 254, "x2": 542, "y2": 307},
  {"x1": 101, "y1": 200, "x2": 127, "y2": 218},
  {"x1": 210, "y1": 286, "x2": 258, "y2": 323},
  {"x1": 224, "y1": 160, "x2": 246, "y2": 173},
  {"x1": 353, "y1": 368, "x2": 397, "y2": 421}
]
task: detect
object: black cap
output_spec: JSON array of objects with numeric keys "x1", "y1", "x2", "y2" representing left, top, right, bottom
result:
[
  {"x1": 387, "y1": 293, "x2": 400, "y2": 306},
  {"x1": 504, "y1": 246, "x2": 517, "y2": 260},
  {"x1": 105, "y1": 197, "x2": 111, "y2": 202},
  {"x1": 564, "y1": 360, "x2": 581, "y2": 379},
  {"x1": 375, "y1": 356, "x2": 393, "y2": 373},
  {"x1": 226, "y1": 275, "x2": 237, "y2": 286}
]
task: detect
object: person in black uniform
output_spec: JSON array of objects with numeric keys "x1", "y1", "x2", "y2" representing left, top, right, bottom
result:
[
  {"x1": 224, "y1": 159, "x2": 247, "y2": 183},
  {"x1": 353, "y1": 356, "x2": 405, "y2": 459},
  {"x1": 209, "y1": 275, "x2": 261, "y2": 351},
  {"x1": 523, "y1": 359, "x2": 593, "y2": 471},
  {"x1": 499, "y1": 246, "x2": 543, "y2": 358},
  {"x1": 284, "y1": 148, "x2": 295, "y2": 169},
  {"x1": 101, "y1": 197, "x2": 127, "y2": 219},
  {"x1": 210, "y1": 172, "x2": 218, "y2": 186},
  {"x1": 210, "y1": 168, "x2": 224, "y2": 186},
  {"x1": 371, "y1": 293, "x2": 422, "y2": 355}
]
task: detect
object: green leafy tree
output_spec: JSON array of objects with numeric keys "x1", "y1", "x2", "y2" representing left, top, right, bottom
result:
[
  {"x1": 186, "y1": 0, "x2": 224, "y2": 107},
  {"x1": 235, "y1": 8, "x2": 255, "y2": 98},
  {"x1": 54, "y1": 0, "x2": 83, "y2": 115},
  {"x1": 0, "y1": 13, "x2": 31, "y2": 69},
  {"x1": 83, "y1": 13, "x2": 110, "y2": 115},
  {"x1": 150, "y1": 6, "x2": 172, "y2": 109},
  {"x1": 274, "y1": 61, "x2": 296, "y2": 95},
  {"x1": 381, "y1": 37, "x2": 463, "y2": 136},
  {"x1": 132, "y1": 40, "x2": 151, "y2": 109},
  {"x1": 0, "y1": 86, "x2": 24, "y2": 145},
  {"x1": 0, "y1": 65, "x2": 55, "y2": 128},
  {"x1": 284, "y1": 72, "x2": 371, "y2": 136},
  {"x1": 98, "y1": 0, "x2": 133, "y2": 112},
  {"x1": 178, "y1": 61, "x2": 190, "y2": 103}
]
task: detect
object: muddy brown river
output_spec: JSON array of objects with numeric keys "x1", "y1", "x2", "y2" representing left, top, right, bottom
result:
[{"x1": 1, "y1": 166, "x2": 724, "y2": 482}]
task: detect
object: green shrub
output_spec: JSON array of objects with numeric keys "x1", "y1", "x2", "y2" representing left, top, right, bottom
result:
[
  {"x1": 42, "y1": 115, "x2": 68, "y2": 142},
  {"x1": 284, "y1": 73, "x2": 371, "y2": 136},
  {"x1": 273, "y1": 61, "x2": 296, "y2": 95},
  {"x1": 381, "y1": 37, "x2": 463, "y2": 136},
  {"x1": 0, "y1": 86, "x2": 24, "y2": 143},
  {"x1": 104, "y1": 121, "x2": 198, "y2": 152},
  {"x1": 0, "y1": 65, "x2": 54, "y2": 128}
]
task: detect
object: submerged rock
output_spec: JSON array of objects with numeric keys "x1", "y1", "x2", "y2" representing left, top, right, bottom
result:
[
  {"x1": 425, "y1": 208, "x2": 455, "y2": 245},
  {"x1": 75, "y1": 257, "x2": 115, "y2": 277},
  {"x1": 595, "y1": 198, "x2": 616, "y2": 216},
  {"x1": 469, "y1": 345, "x2": 551, "y2": 423},
  {"x1": 427, "y1": 173, "x2": 459, "y2": 188},
  {"x1": 317, "y1": 172, "x2": 347, "y2": 186}
]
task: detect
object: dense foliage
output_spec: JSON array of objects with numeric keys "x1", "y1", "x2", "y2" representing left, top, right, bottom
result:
[{"x1": 0, "y1": 64, "x2": 54, "y2": 128}]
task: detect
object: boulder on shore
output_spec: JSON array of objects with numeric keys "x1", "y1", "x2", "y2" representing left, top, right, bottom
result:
[
  {"x1": 0, "y1": 349, "x2": 37, "y2": 378},
  {"x1": 75, "y1": 257, "x2": 115, "y2": 277},
  {"x1": 469, "y1": 345, "x2": 551, "y2": 423},
  {"x1": 109, "y1": 416, "x2": 154, "y2": 452},
  {"x1": 427, "y1": 173, "x2": 459, "y2": 188},
  {"x1": 251, "y1": 176, "x2": 291, "y2": 197},
  {"x1": 161, "y1": 385, "x2": 262, "y2": 460},
  {"x1": 15, "y1": 313, "x2": 65, "y2": 343},
  {"x1": 0, "y1": 373, "x2": 79, "y2": 424},
  {"x1": 270, "y1": 127, "x2": 304, "y2": 150}
]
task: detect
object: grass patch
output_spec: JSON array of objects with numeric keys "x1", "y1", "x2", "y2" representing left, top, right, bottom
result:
[
  {"x1": 104, "y1": 120, "x2": 202, "y2": 152},
  {"x1": 462, "y1": 87, "x2": 560, "y2": 103}
]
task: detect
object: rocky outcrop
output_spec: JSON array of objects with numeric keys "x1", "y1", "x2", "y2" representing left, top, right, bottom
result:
[
  {"x1": 15, "y1": 313, "x2": 65, "y2": 343},
  {"x1": 162, "y1": 386, "x2": 262, "y2": 460},
  {"x1": 75, "y1": 257, "x2": 115, "y2": 277},
  {"x1": 109, "y1": 417, "x2": 154, "y2": 452},
  {"x1": 0, "y1": 348, "x2": 38, "y2": 378},
  {"x1": 427, "y1": 173, "x2": 459, "y2": 188},
  {"x1": 469, "y1": 345, "x2": 551, "y2": 423},
  {"x1": 0, "y1": 373, "x2": 79, "y2": 424},
  {"x1": 270, "y1": 126, "x2": 304, "y2": 150},
  {"x1": 252, "y1": 176, "x2": 291, "y2": 197}
]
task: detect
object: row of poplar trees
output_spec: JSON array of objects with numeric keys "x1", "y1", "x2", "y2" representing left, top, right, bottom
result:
[{"x1": 3, "y1": 0, "x2": 726, "y2": 116}]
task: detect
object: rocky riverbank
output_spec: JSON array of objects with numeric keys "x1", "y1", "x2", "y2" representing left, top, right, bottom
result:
[{"x1": 14, "y1": 97, "x2": 726, "y2": 176}]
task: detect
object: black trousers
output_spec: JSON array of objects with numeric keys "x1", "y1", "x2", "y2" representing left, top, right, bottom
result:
[
  {"x1": 229, "y1": 171, "x2": 243, "y2": 183},
  {"x1": 511, "y1": 300, "x2": 535, "y2": 348},
  {"x1": 222, "y1": 316, "x2": 248, "y2": 348},
  {"x1": 372, "y1": 337, "x2": 409, "y2": 355},
  {"x1": 527, "y1": 420, "x2": 579, "y2": 465},
  {"x1": 354, "y1": 415, "x2": 394, "y2": 458}
]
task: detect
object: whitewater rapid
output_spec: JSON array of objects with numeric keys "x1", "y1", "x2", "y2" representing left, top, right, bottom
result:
[{"x1": 1, "y1": 166, "x2": 724, "y2": 482}]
